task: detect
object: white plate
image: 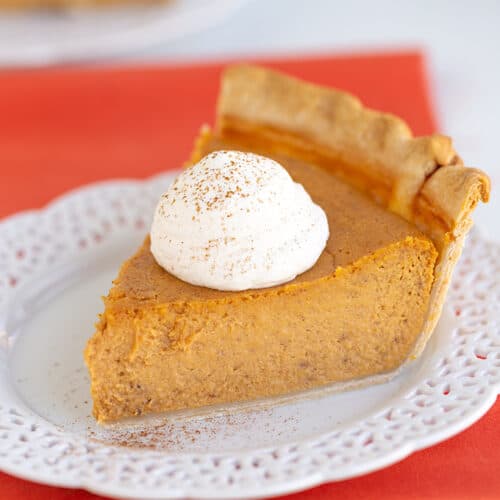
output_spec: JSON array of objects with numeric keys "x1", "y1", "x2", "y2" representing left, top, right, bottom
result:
[
  {"x1": 0, "y1": 172, "x2": 498, "y2": 499},
  {"x1": 0, "y1": 0, "x2": 246, "y2": 66}
]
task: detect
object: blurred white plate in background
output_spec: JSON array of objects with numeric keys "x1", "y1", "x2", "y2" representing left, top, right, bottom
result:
[{"x1": 0, "y1": 0, "x2": 246, "y2": 66}]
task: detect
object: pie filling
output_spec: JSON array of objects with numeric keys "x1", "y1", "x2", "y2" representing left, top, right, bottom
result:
[{"x1": 85, "y1": 129, "x2": 437, "y2": 422}]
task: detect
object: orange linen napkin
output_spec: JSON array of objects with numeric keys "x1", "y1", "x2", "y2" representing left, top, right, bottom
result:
[{"x1": 0, "y1": 52, "x2": 498, "y2": 500}]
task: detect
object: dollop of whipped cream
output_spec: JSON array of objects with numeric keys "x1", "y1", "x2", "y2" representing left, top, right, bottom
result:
[{"x1": 150, "y1": 150, "x2": 329, "y2": 291}]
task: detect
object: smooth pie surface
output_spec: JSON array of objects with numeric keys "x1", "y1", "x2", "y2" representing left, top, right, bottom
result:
[
  {"x1": 85, "y1": 133, "x2": 438, "y2": 422},
  {"x1": 106, "y1": 137, "x2": 430, "y2": 307}
]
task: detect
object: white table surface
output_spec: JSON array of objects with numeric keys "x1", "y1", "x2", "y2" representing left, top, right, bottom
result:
[{"x1": 126, "y1": 0, "x2": 499, "y2": 242}]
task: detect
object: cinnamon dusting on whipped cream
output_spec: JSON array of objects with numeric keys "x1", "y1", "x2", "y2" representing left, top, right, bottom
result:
[{"x1": 150, "y1": 150, "x2": 329, "y2": 291}]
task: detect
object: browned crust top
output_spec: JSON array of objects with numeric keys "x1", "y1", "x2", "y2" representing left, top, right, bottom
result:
[{"x1": 216, "y1": 64, "x2": 489, "y2": 243}]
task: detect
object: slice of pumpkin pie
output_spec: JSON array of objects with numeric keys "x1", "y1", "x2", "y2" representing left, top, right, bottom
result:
[{"x1": 85, "y1": 65, "x2": 489, "y2": 422}]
